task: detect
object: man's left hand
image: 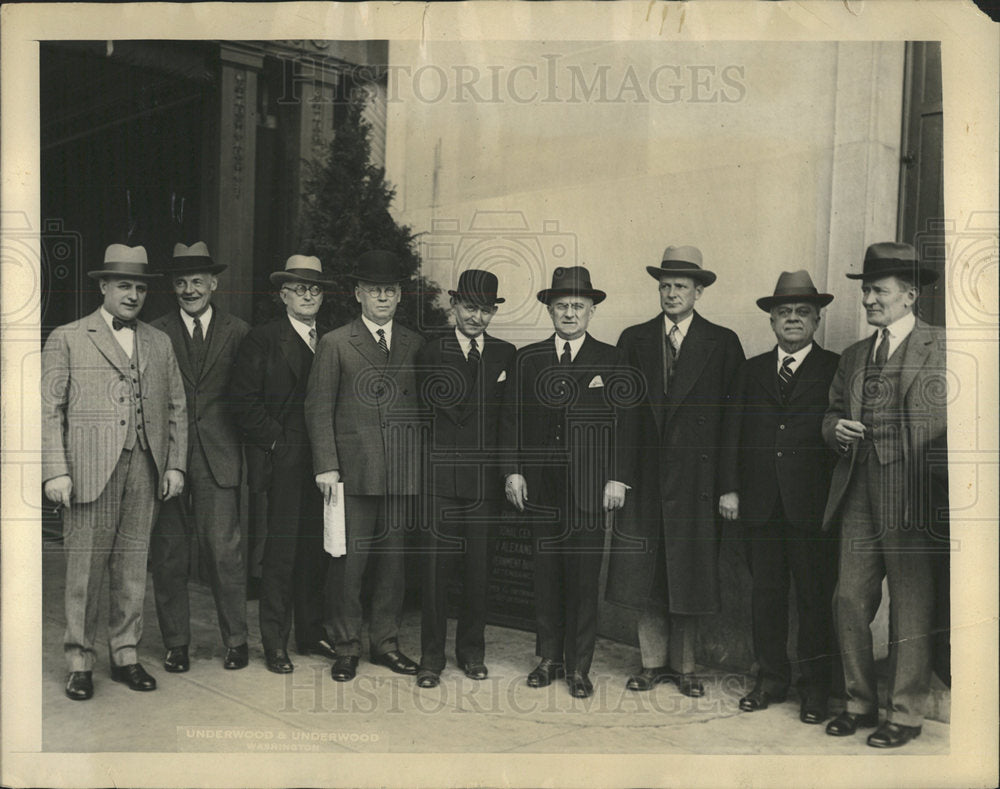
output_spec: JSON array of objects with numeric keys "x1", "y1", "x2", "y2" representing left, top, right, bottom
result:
[
  {"x1": 718, "y1": 491, "x2": 739, "y2": 521},
  {"x1": 161, "y1": 470, "x2": 185, "y2": 501},
  {"x1": 603, "y1": 480, "x2": 627, "y2": 511}
]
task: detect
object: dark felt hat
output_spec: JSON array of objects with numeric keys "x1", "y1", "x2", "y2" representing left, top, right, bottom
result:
[
  {"x1": 536, "y1": 266, "x2": 606, "y2": 305},
  {"x1": 87, "y1": 243, "x2": 161, "y2": 280},
  {"x1": 348, "y1": 250, "x2": 407, "y2": 285},
  {"x1": 846, "y1": 242, "x2": 939, "y2": 285},
  {"x1": 645, "y1": 245, "x2": 716, "y2": 287},
  {"x1": 756, "y1": 270, "x2": 834, "y2": 312},
  {"x1": 448, "y1": 269, "x2": 505, "y2": 306}
]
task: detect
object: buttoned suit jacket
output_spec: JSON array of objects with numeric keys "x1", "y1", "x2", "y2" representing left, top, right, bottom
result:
[
  {"x1": 416, "y1": 331, "x2": 516, "y2": 501},
  {"x1": 150, "y1": 308, "x2": 250, "y2": 488},
  {"x1": 304, "y1": 317, "x2": 425, "y2": 496},
  {"x1": 41, "y1": 308, "x2": 188, "y2": 504}
]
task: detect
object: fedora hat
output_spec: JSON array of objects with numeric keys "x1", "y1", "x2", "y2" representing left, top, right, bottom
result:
[
  {"x1": 161, "y1": 241, "x2": 227, "y2": 276},
  {"x1": 646, "y1": 245, "x2": 716, "y2": 286},
  {"x1": 269, "y1": 254, "x2": 334, "y2": 287},
  {"x1": 536, "y1": 266, "x2": 606, "y2": 305},
  {"x1": 348, "y1": 250, "x2": 407, "y2": 285},
  {"x1": 87, "y1": 243, "x2": 161, "y2": 280},
  {"x1": 846, "y1": 242, "x2": 939, "y2": 286},
  {"x1": 448, "y1": 269, "x2": 505, "y2": 306},
  {"x1": 756, "y1": 270, "x2": 834, "y2": 312}
]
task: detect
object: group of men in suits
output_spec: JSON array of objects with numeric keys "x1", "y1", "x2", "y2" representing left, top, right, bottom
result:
[{"x1": 42, "y1": 237, "x2": 947, "y2": 749}]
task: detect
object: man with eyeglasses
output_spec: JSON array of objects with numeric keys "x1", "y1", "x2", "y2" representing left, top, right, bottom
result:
[
  {"x1": 231, "y1": 254, "x2": 335, "y2": 674},
  {"x1": 305, "y1": 250, "x2": 425, "y2": 682}
]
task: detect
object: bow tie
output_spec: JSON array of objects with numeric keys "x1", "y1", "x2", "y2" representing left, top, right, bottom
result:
[{"x1": 112, "y1": 317, "x2": 137, "y2": 331}]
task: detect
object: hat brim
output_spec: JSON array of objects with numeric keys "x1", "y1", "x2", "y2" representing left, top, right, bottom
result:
[
  {"x1": 87, "y1": 268, "x2": 161, "y2": 280},
  {"x1": 845, "y1": 266, "x2": 940, "y2": 285},
  {"x1": 447, "y1": 290, "x2": 505, "y2": 305},
  {"x1": 348, "y1": 272, "x2": 405, "y2": 285},
  {"x1": 270, "y1": 269, "x2": 334, "y2": 286},
  {"x1": 646, "y1": 266, "x2": 717, "y2": 286},
  {"x1": 756, "y1": 293, "x2": 834, "y2": 312},
  {"x1": 162, "y1": 262, "x2": 228, "y2": 276},
  {"x1": 536, "y1": 288, "x2": 607, "y2": 305}
]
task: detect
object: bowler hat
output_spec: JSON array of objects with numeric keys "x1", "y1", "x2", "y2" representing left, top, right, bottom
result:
[
  {"x1": 846, "y1": 242, "x2": 939, "y2": 285},
  {"x1": 756, "y1": 270, "x2": 834, "y2": 312},
  {"x1": 269, "y1": 254, "x2": 334, "y2": 287},
  {"x1": 161, "y1": 241, "x2": 227, "y2": 276},
  {"x1": 646, "y1": 245, "x2": 716, "y2": 286},
  {"x1": 448, "y1": 269, "x2": 505, "y2": 306},
  {"x1": 348, "y1": 250, "x2": 407, "y2": 285},
  {"x1": 87, "y1": 243, "x2": 161, "y2": 280},
  {"x1": 536, "y1": 266, "x2": 606, "y2": 305}
]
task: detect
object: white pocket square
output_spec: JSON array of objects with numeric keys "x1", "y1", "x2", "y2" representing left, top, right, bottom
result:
[
  {"x1": 589, "y1": 375, "x2": 604, "y2": 388},
  {"x1": 497, "y1": 370, "x2": 507, "y2": 383}
]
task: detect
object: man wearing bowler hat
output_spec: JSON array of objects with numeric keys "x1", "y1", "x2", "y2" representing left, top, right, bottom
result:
[
  {"x1": 501, "y1": 265, "x2": 635, "y2": 698},
  {"x1": 822, "y1": 242, "x2": 948, "y2": 748},
  {"x1": 606, "y1": 245, "x2": 744, "y2": 699},
  {"x1": 149, "y1": 242, "x2": 251, "y2": 673},
  {"x1": 231, "y1": 254, "x2": 334, "y2": 673},
  {"x1": 733, "y1": 271, "x2": 842, "y2": 723},
  {"x1": 414, "y1": 269, "x2": 516, "y2": 688},
  {"x1": 305, "y1": 250, "x2": 425, "y2": 682},
  {"x1": 42, "y1": 243, "x2": 187, "y2": 700}
]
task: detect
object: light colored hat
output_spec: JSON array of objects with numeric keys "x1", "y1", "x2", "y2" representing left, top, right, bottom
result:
[
  {"x1": 269, "y1": 254, "x2": 333, "y2": 287},
  {"x1": 756, "y1": 270, "x2": 834, "y2": 312},
  {"x1": 87, "y1": 244, "x2": 161, "y2": 280},
  {"x1": 645, "y1": 245, "x2": 716, "y2": 286}
]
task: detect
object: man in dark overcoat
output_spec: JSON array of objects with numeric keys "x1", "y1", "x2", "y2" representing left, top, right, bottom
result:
[{"x1": 606, "y1": 245, "x2": 744, "y2": 698}]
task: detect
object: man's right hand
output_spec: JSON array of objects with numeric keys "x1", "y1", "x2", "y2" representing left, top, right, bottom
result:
[
  {"x1": 44, "y1": 475, "x2": 72, "y2": 511},
  {"x1": 505, "y1": 474, "x2": 528, "y2": 512},
  {"x1": 315, "y1": 470, "x2": 340, "y2": 505},
  {"x1": 834, "y1": 419, "x2": 866, "y2": 447}
]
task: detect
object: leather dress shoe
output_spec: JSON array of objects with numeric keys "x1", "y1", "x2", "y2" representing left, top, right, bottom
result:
[
  {"x1": 65, "y1": 671, "x2": 93, "y2": 701},
  {"x1": 331, "y1": 655, "x2": 360, "y2": 682},
  {"x1": 567, "y1": 671, "x2": 594, "y2": 698},
  {"x1": 867, "y1": 721, "x2": 921, "y2": 748},
  {"x1": 799, "y1": 692, "x2": 829, "y2": 724},
  {"x1": 825, "y1": 710, "x2": 879, "y2": 736},
  {"x1": 673, "y1": 673, "x2": 705, "y2": 698},
  {"x1": 527, "y1": 658, "x2": 565, "y2": 688},
  {"x1": 739, "y1": 687, "x2": 786, "y2": 712},
  {"x1": 625, "y1": 665, "x2": 673, "y2": 692},
  {"x1": 416, "y1": 668, "x2": 441, "y2": 688},
  {"x1": 298, "y1": 639, "x2": 337, "y2": 661},
  {"x1": 111, "y1": 663, "x2": 157, "y2": 691},
  {"x1": 264, "y1": 649, "x2": 294, "y2": 674},
  {"x1": 224, "y1": 643, "x2": 249, "y2": 670},
  {"x1": 163, "y1": 646, "x2": 190, "y2": 673},
  {"x1": 459, "y1": 662, "x2": 489, "y2": 680},
  {"x1": 371, "y1": 649, "x2": 419, "y2": 675}
]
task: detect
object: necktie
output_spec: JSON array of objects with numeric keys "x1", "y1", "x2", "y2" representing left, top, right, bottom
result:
[
  {"x1": 560, "y1": 341, "x2": 572, "y2": 365},
  {"x1": 668, "y1": 324, "x2": 681, "y2": 356},
  {"x1": 468, "y1": 336, "x2": 481, "y2": 365},
  {"x1": 112, "y1": 317, "x2": 136, "y2": 331},
  {"x1": 874, "y1": 328, "x2": 890, "y2": 368},
  {"x1": 778, "y1": 355, "x2": 795, "y2": 402},
  {"x1": 377, "y1": 328, "x2": 389, "y2": 356},
  {"x1": 191, "y1": 315, "x2": 205, "y2": 370},
  {"x1": 308, "y1": 327, "x2": 317, "y2": 352}
]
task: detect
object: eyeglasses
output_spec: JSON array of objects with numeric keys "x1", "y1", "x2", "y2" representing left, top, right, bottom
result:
[
  {"x1": 282, "y1": 284, "x2": 323, "y2": 297},
  {"x1": 359, "y1": 285, "x2": 399, "y2": 298}
]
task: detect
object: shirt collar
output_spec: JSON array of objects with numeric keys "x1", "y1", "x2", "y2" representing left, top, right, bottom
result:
[
  {"x1": 882, "y1": 310, "x2": 916, "y2": 340},
  {"x1": 454, "y1": 326, "x2": 484, "y2": 357},
  {"x1": 361, "y1": 314, "x2": 392, "y2": 341},
  {"x1": 179, "y1": 305, "x2": 213, "y2": 336},
  {"x1": 777, "y1": 342, "x2": 813, "y2": 368},
  {"x1": 554, "y1": 332, "x2": 586, "y2": 361},
  {"x1": 101, "y1": 306, "x2": 134, "y2": 332},
  {"x1": 664, "y1": 312, "x2": 694, "y2": 339},
  {"x1": 287, "y1": 313, "x2": 316, "y2": 347}
]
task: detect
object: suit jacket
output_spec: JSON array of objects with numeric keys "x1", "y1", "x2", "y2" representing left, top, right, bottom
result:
[
  {"x1": 230, "y1": 315, "x2": 329, "y2": 490},
  {"x1": 499, "y1": 333, "x2": 636, "y2": 515},
  {"x1": 416, "y1": 331, "x2": 516, "y2": 501},
  {"x1": 606, "y1": 311, "x2": 744, "y2": 615},
  {"x1": 150, "y1": 308, "x2": 250, "y2": 488},
  {"x1": 735, "y1": 343, "x2": 840, "y2": 528},
  {"x1": 41, "y1": 308, "x2": 188, "y2": 504},
  {"x1": 304, "y1": 317, "x2": 425, "y2": 496},
  {"x1": 822, "y1": 318, "x2": 948, "y2": 534}
]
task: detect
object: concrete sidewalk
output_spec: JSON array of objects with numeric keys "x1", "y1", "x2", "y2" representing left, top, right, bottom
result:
[{"x1": 41, "y1": 541, "x2": 948, "y2": 755}]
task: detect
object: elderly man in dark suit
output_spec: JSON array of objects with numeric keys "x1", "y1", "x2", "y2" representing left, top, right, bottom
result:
[
  {"x1": 305, "y1": 250, "x2": 425, "y2": 682},
  {"x1": 42, "y1": 243, "x2": 187, "y2": 700},
  {"x1": 502, "y1": 266, "x2": 635, "y2": 698},
  {"x1": 732, "y1": 271, "x2": 841, "y2": 723},
  {"x1": 822, "y1": 242, "x2": 948, "y2": 749},
  {"x1": 231, "y1": 255, "x2": 334, "y2": 674},
  {"x1": 149, "y1": 242, "x2": 251, "y2": 673},
  {"x1": 414, "y1": 270, "x2": 515, "y2": 688},
  {"x1": 606, "y1": 245, "x2": 744, "y2": 698}
]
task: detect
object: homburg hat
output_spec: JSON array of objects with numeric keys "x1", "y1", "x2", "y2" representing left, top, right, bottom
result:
[
  {"x1": 536, "y1": 266, "x2": 606, "y2": 305},
  {"x1": 646, "y1": 245, "x2": 717, "y2": 287}
]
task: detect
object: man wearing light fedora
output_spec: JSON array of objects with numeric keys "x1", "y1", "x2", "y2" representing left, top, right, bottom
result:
[
  {"x1": 606, "y1": 245, "x2": 744, "y2": 699},
  {"x1": 305, "y1": 250, "x2": 425, "y2": 682},
  {"x1": 822, "y1": 242, "x2": 948, "y2": 748},
  {"x1": 413, "y1": 269, "x2": 516, "y2": 688},
  {"x1": 149, "y1": 243, "x2": 251, "y2": 673},
  {"x1": 231, "y1": 254, "x2": 334, "y2": 673},
  {"x1": 732, "y1": 271, "x2": 842, "y2": 724},
  {"x1": 501, "y1": 265, "x2": 636, "y2": 698},
  {"x1": 42, "y1": 243, "x2": 187, "y2": 700}
]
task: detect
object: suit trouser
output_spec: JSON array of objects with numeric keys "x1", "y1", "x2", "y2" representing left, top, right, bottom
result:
[
  {"x1": 327, "y1": 494, "x2": 408, "y2": 658},
  {"x1": 150, "y1": 434, "x2": 248, "y2": 649},
  {"x1": 259, "y1": 458, "x2": 327, "y2": 652},
  {"x1": 533, "y1": 502, "x2": 604, "y2": 675},
  {"x1": 420, "y1": 495, "x2": 492, "y2": 672},
  {"x1": 63, "y1": 447, "x2": 158, "y2": 671},
  {"x1": 833, "y1": 456, "x2": 935, "y2": 727}
]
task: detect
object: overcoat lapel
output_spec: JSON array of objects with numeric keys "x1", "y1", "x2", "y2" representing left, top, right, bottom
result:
[
  {"x1": 160, "y1": 311, "x2": 195, "y2": 385},
  {"x1": 662, "y1": 312, "x2": 714, "y2": 425},
  {"x1": 899, "y1": 321, "x2": 933, "y2": 400},
  {"x1": 278, "y1": 317, "x2": 307, "y2": 381},
  {"x1": 137, "y1": 323, "x2": 153, "y2": 374},
  {"x1": 634, "y1": 318, "x2": 666, "y2": 432},
  {"x1": 786, "y1": 343, "x2": 829, "y2": 403},
  {"x1": 200, "y1": 311, "x2": 231, "y2": 380},
  {"x1": 387, "y1": 323, "x2": 412, "y2": 372},
  {"x1": 439, "y1": 335, "x2": 470, "y2": 425},
  {"x1": 84, "y1": 309, "x2": 132, "y2": 377},
  {"x1": 754, "y1": 347, "x2": 782, "y2": 405},
  {"x1": 847, "y1": 334, "x2": 878, "y2": 421},
  {"x1": 348, "y1": 318, "x2": 389, "y2": 369}
]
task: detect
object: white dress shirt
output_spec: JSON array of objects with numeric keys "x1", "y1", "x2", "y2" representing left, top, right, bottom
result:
[
  {"x1": 663, "y1": 312, "x2": 695, "y2": 351},
  {"x1": 180, "y1": 305, "x2": 213, "y2": 338},
  {"x1": 287, "y1": 313, "x2": 317, "y2": 351},
  {"x1": 872, "y1": 311, "x2": 916, "y2": 362},
  {"x1": 775, "y1": 342, "x2": 813, "y2": 375},
  {"x1": 455, "y1": 327, "x2": 484, "y2": 360},
  {"x1": 553, "y1": 333, "x2": 586, "y2": 361},
  {"x1": 361, "y1": 315, "x2": 393, "y2": 351},
  {"x1": 101, "y1": 307, "x2": 134, "y2": 358}
]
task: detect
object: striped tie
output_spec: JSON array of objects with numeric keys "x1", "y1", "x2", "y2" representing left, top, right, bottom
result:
[
  {"x1": 874, "y1": 328, "x2": 890, "y2": 368},
  {"x1": 308, "y1": 327, "x2": 317, "y2": 353},
  {"x1": 468, "y1": 336, "x2": 481, "y2": 366},
  {"x1": 377, "y1": 328, "x2": 389, "y2": 356},
  {"x1": 778, "y1": 355, "x2": 795, "y2": 401},
  {"x1": 668, "y1": 324, "x2": 681, "y2": 356}
]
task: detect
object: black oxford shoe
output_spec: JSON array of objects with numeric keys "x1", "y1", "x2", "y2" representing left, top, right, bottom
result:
[
  {"x1": 625, "y1": 665, "x2": 673, "y2": 692},
  {"x1": 331, "y1": 655, "x2": 360, "y2": 682},
  {"x1": 825, "y1": 710, "x2": 879, "y2": 736},
  {"x1": 739, "y1": 687, "x2": 786, "y2": 712},
  {"x1": 867, "y1": 721, "x2": 921, "y2": 748},
  {"x1": 65, "y1": 671, "x2": 93, "y2": 701},
  {"x1": 264, "y1": 649, "x2": 294, "y2": 674},
  {"x1": 567, "y1": 671, "x2": 594, "y2": 698},
  {"x1": 163, "y1": 646, "x2": 190, "y2": 673},
  {"x1": 673, "y1": 673, "x2": 705, "y2": 698},
  {"x1": 527, "y1": 658, "x2": 565, "y2": 688},
  {"x1": 224, "y1": 643, "x2": 249, "y2": 670},
  {"x1": 371, "y1": 649, "x2": 419, "y2": 675},
  {"x1": 416, "y1": 668, "x2": 440, "y2": 688},
  {"x1": 111, "y1": 663, "x2": 157, "y2": 691},
  {"x1": 799, "y1": 693, "x2": 829, "y2": 724},
  {"x1": 460, "y1": 662, "x2": 489, "y2": 681},
  {"x1": 298, "y1": 639, "x2": 337, "y2": 661}
]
